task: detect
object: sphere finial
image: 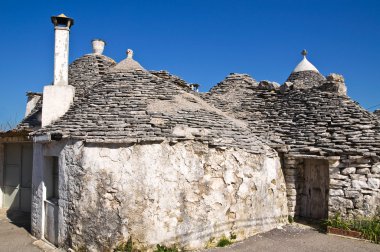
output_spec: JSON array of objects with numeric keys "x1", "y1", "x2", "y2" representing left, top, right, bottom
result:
[
  {"x1": 127, "y1": 49, "x2": 134, "y2": 59},
  {"x1": 301, "y1": 49, "x2": 308, "y2": 57}
]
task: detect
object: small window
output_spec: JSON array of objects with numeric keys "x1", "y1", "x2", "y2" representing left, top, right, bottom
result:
[{"x1": 45, "y1": 156, "x2": 59, "y2": 202}]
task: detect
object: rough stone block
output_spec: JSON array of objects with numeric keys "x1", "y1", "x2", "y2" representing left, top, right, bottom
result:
[
  {"x1": 372, "y1": 163, "x2": 380, "y2": 174},
  {"x1": 330, "y1": 179, "x2": 350, "y2": 188},
  {"x1": 344, "y1": 190, "x2": 360, "y2": 198},
  {"x1": 330, "y1": 189, "x2": 344, "y2": 196},
  {"x1": 329, "y1": 197, "x2": 354, "y2": 209},
  {"x1": 367, "y1": 178, "x2": 380, "y2": 189},
  {"x1": 352, "y1": 180, "x2": 369, "y2": 189},
  {"x1": 341, "y1": 167, "x2": 356, "y2": 175},
  {"x1": 356, "y1": 168, "x2": 371, "y2": 175}
]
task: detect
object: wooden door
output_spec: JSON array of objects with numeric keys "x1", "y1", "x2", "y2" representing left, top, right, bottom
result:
[
  {"x1": 2, "y1": 143, "x2": 33, "y2": 212},
  {"x1": 300, "y1": 159, "x2": 329, "y2": 219}
]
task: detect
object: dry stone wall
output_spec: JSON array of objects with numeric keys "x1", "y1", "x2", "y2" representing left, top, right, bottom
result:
[
  {"x1": 58, "y1": 140, "x2": 288, "y2": 251},
  {"x1": 329, "y1": 155, "x2": 380, "y2": 218}
]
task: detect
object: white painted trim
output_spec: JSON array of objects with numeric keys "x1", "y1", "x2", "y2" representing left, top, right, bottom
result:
[{"x1": 34, "y1": 134, "x2": 51, "y2": 143}]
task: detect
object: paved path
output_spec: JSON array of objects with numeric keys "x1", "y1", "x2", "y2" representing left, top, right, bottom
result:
[
  {"x1": 1, "y1": 212, "x2": 379, "y2": 252},
  {"x1": 0, "y1": 210, "x2": 41, "y2": 252},
  {"x1": 206, "y1": 223, "x2": 379, "y2": 252}
]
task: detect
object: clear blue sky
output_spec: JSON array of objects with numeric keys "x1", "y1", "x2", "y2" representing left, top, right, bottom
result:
[{"x1": 1, "y1": 0, "x2": 380, "y2": 126}]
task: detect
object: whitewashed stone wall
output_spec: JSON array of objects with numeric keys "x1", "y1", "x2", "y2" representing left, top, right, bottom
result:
[
  {"x1": 32, "y1": 140, "x2": 288, "y2": 251},
  {"x1": 31, "y1": 140, "x2": 69, "y2": 243}
]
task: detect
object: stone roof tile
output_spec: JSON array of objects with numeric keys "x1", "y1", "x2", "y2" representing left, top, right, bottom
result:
[
  {"x1": 204, "y1": 74, "x2": 380, "y2": 157},
  {"x1": 35, "y1": 69, "x2": 268, "y2": 154}
]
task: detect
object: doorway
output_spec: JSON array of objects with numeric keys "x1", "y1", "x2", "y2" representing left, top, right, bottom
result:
[
  {"x1": 2, "y1": 143, "x2": 33, "y2": 212},
  {"x1": 299, "y1": 159, "x2": 329, "y2": 220},
  {"x1": 44, "y1": 156, "x2": 59, "y2": 246}
]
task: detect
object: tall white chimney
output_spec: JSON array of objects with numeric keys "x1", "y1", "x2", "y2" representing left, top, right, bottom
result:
[
  {"x1": 51, "y1": 14, "x2": 73, "y2": 86},
  {"x1": 42, "y1": 14, "x2": 75, "y2": 127}
]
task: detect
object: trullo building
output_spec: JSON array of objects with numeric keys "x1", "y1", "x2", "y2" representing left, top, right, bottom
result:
[{"x1": 0, "y1": 14, "x2": 379, "y2": 251}]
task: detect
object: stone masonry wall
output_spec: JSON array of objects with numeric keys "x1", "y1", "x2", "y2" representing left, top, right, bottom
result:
[
  {"x1": 283, "y1": 155, "x2": 380, "y2": 219},
  {"x1": 329, "y1": 155, "x2": 380, "y2": 218},
  {"x1": 58, "y1": 140, "x2": 288, "y2": 251}
]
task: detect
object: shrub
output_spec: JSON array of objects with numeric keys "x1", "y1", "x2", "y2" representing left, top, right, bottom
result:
[
  {"x1": 154, "y1": 244, "x2": 179, "y2": 252},
  {"x1": 114, "y1": 237, "x2": 134, "y2": 252},
  {"x1": 325, "y1": 213, "x2": 380, "y2": 244},
  {"x1": 216, "y1": 236, "x2": 233, "y2": 247}
]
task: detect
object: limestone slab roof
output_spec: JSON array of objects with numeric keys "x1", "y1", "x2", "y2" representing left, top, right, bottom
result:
[
  {"x1": 286, "y1": 70, "x2": 326, "y2": 88},
  {"x1": 35, "y1": 68, "x2": 269, "y2": 154},
  {"x1": 203, "y1": 73, "x2": 380, "y2": 157},
  {"x1": 2, "y1": 54, "x2": 117, "y2": 137}
]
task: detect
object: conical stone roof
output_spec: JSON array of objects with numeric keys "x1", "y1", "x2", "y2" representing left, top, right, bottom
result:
[
  {"x1": 203, "y1": 74, "x2": 380, "y2": 156},
  {"x1": 111, "y1": 49, "x2": 145, "y2": 72},
  {"x1": 69, "y1": 53, "x2": 116, "y2": 97},
  {"x1": 35, "y1": 57, "x2": 268, "y2": 154},
  {"x1": 287, "y1": 50, "x2": 325, "y2": 88}
]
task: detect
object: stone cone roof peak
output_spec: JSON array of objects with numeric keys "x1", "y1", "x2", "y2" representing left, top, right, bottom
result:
[
  {"x1": 292, "y1": 50, "x2": 319, "y2": 73},
  {"x1": 112, "y1": 49, "x2": 146, "y2": 72}
]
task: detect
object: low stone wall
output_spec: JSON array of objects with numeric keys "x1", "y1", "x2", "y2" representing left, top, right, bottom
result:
[{"x1": 58, "y1": 140, "x2": 288, "y2": 251}]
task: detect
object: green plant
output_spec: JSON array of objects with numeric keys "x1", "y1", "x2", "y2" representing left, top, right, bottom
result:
[
  {"x1": 288, "y1": 215, "x2": 294, "y2": 224},
  {"x1": 352, "y1": 216, "x2": 380, "y2": 244},
  {"x1": 114, "y1": 237, "x2": 134, "y2": 252},
  {"x1": 325, "y1": 213, "x2": 380, "y2": 244},
  {"x1": 216, "y1": 236, "x2": 233, "y2": 247},
  {"x1": 206, "y1": 237, "x2": 216, "y2": 248},
  {"x1": 230, "y1": 232, "x2": 237, "y2": 240},
  {"x1": 324, "y1": 213, "x2": 351, "y2": 230},
  {"x1": 76, "y1": 246, "x2": 88, "y2": 252},
  {"x1": 154, "y1": 244, "x2": 179, "y2": 252}
]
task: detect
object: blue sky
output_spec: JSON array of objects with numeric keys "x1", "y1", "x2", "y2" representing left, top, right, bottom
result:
[{"x1": 1, "y1": 0, "x2": 380, "y2": 126}]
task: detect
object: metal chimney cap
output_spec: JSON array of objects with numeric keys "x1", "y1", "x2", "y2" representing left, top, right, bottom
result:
[{"x1": 51, "y1": 13, "x2": 74, "y2": 28}]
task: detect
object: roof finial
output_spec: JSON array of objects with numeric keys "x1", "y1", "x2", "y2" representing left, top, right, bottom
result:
[
  {"x1": 301, "y1": 49, "x2": 308, "y2": 58},
  {"x1": 127, "y1": 49, "x2": 134, "y2": 59}
]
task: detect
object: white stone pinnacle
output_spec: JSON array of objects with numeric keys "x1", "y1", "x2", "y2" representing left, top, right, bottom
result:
[
  {"x1": 127, "y1": 49, "x2": 134, "y2": 59},
  {"x1": 292, "y1": 50, "x2": 319, "y2": 73}
]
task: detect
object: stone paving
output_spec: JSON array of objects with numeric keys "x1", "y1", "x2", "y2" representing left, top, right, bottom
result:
[
  {"x1": 206, "y1": 223, "x2": 380, "y2": 252},
  {"x1": 0, "y1": 210, "x2": 41, "y2": 252},
  {"x1": 0, "y1": 211, "x2": 379, "y2": 252}
]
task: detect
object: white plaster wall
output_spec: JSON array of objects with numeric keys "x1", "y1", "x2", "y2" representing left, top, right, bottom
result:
[
  {"x1": 31, "y1": 140, "x2": 67, "y2": 242},
  {"x1": 41, "y1": 85, "x2": 75, "y2": 127},
  {"x1": 54, "y1": 27, "x2": 70, "y2": 86},
  {"x1": 63, "y1": 141, "x2": 288, "y2": 251},
  {"x1": 31, "y1": 143, "x2": 44, "y2": 238},
  {"x1": 25, "y1": 95, "x2": 41, "y2": 117}
]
